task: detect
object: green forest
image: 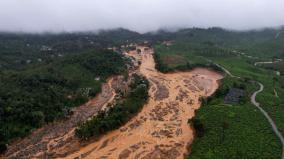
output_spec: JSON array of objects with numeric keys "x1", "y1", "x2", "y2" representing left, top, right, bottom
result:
[{"x1": 0, "y1": 50, "x2": 126, "y2": 152}]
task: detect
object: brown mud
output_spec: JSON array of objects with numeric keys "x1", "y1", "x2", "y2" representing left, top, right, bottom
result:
[
  {"x1": 3, "y1": 46, "x2": 223, "y2": 159},
  {"x1": 60, "y1": 47, "x2": 223, "y2": 159}
]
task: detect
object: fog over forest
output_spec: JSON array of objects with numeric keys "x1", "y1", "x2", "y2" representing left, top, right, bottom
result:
[{"x1": 0, "y1": 0, "x2": 284, "y2": 33}]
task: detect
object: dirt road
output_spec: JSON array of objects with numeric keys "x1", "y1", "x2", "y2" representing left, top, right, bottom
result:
[
  {"x1": 62, "y1": 47, "x2": 223, "y2": 159},
  {"x1": 214, "y1": 61, "x2": 284, "y2": 159},
  {"x1": 251, "y1": 82, "x2": 284, "y2": 159},
  {"x1": 254, "y1": 59, "x2": 282, "y2": 66}
]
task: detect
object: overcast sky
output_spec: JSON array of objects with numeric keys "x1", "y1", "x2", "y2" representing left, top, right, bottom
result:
[{"x1": 0, "y1": 0, "x2": 283, "y2": 33}]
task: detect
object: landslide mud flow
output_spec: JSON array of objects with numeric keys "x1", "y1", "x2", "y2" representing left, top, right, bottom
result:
[
  {"x1": 63, "y1": 47, "x2": 223, "y2": 159},
  {"x1": 3, "y1": 46, "x2": 222, "y2": 159}
]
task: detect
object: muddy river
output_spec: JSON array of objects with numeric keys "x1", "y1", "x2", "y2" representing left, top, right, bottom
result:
[{"x1": 62, "y1": 47, "x2": 223, "y2": 159}]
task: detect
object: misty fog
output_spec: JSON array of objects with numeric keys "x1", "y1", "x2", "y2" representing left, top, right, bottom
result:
[{"x1": 0, "y1": 0, "x2": 284, "y2": 33}]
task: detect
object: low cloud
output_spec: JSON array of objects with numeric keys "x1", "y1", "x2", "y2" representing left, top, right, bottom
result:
[{"x1": 0, "y1": 0, "x2": 284, "y2": 33}]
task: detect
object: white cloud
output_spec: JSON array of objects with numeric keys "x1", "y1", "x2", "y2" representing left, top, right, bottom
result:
[{"x1": 0, "y1": 0, "x2": 283, "y2": 33}]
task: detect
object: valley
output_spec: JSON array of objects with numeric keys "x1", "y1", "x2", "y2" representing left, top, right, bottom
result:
[
  {"x1": 1, "y1": 1, "x2": 284, "y2": 158},
  {"x1": 1, "y1": 27, "x2": 284, "y2": 159},
  {"x1": 2, "y1": 46, "x2": 223, "y2": 159},
  {"x1": 61, "y1": 47, "x2": 222, "y2": 159}
]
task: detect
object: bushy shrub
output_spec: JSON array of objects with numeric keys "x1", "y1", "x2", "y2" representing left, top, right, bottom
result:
[
  {"x1": 191, "y1": 118, "x2": 205, "y2": 138},
  {"x1": 0, "y1": 142, "x2": 7, "y2": 154}
]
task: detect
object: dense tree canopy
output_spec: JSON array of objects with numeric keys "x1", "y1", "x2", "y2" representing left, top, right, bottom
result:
[{"x1": 0, "y1": 50, "x2": 126, "y2": 149}]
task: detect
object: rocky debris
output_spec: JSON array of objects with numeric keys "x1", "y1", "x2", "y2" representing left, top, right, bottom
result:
[
  {"x1": 112, "y1": 75, "x2": 129, "y2": 97},
  {"x1": 175, "y1": 85, "x2": 181, "y2": 89},
  {"x1": 176, "y1": 89, "x2": 189, "y2": 102},
  {"x1": 183, "y1": 79, "x2": 199, "y2": 93},
  {"x1": 8, "y1": 141, "x2": 48, "y2": 159},
  {"x1": 192, "y1": 79, "x2": 205, "y2": 91},
  {"x1": 141, "y1": 144, "x2": 182, "y2": 159},
  {"x1": 124, "y1": 116, "x2": 147, "y2": 131},
  {"x1": 150, "y1": 78, "x2": 169, "y2": 101},
  {"x1": 152, "y1": 129, "x2": 174, "y2": 138},
  {"x1": 140, "y1": 116, "x2": 147, "y2": 122},
  {"x1": 128, "y1": 119, "x2": 143, "y2": 130},
  {"x1": 130, "y1": 143, "x2": 142, "y2": 152},
  {"x1": 146, "y1": 68, "x2": 155, "y2": 72},
  {"x1": 108, "y1": 148, "x2": 117, "y2": 152},
  {"x1": 187, "y1": 99, "x2": 194, "y2": 105},
  {"x1": 148, "y1": 101, "x2": 182, "y2": 124},
  {"x1": 114, "y1": 141, "x2": 152, "y2": 159},
  {"x1": 186, "y1": 84, "x2": 198, "y2": 92},
  {"x1": 118, "y1": 149, "x2": 131, "y2": 159},
  {"x1": 109, "y1": 135, "x2": 118, "y2": 143},
  {"x1": 49, "y1": 135, "x2": 75, "y2": 151},
  {"x1": 99, "y1": 139, "x2": 109, "y2": 150},
  {"x1": 149, "y1": 104, "x2": 166, "y2": 121},
  {"x1": 80, "y1": 146, "x2": 97, "y2": 159},
  {"x1": 151, "y1": 86, "x2": 156, "y2": 93},
  {"x1": 175, "y1": 128, "x2": 183, "y2": 136},
  {"x1": 134, "y1": 150, "x2": 148, "y2": 159},
  {"x1": 49, "y1": 139, "x2": 80, "y2": 158},
  {"x1": 120, "y1": 127, "x2": 128, "y2": 132}
]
